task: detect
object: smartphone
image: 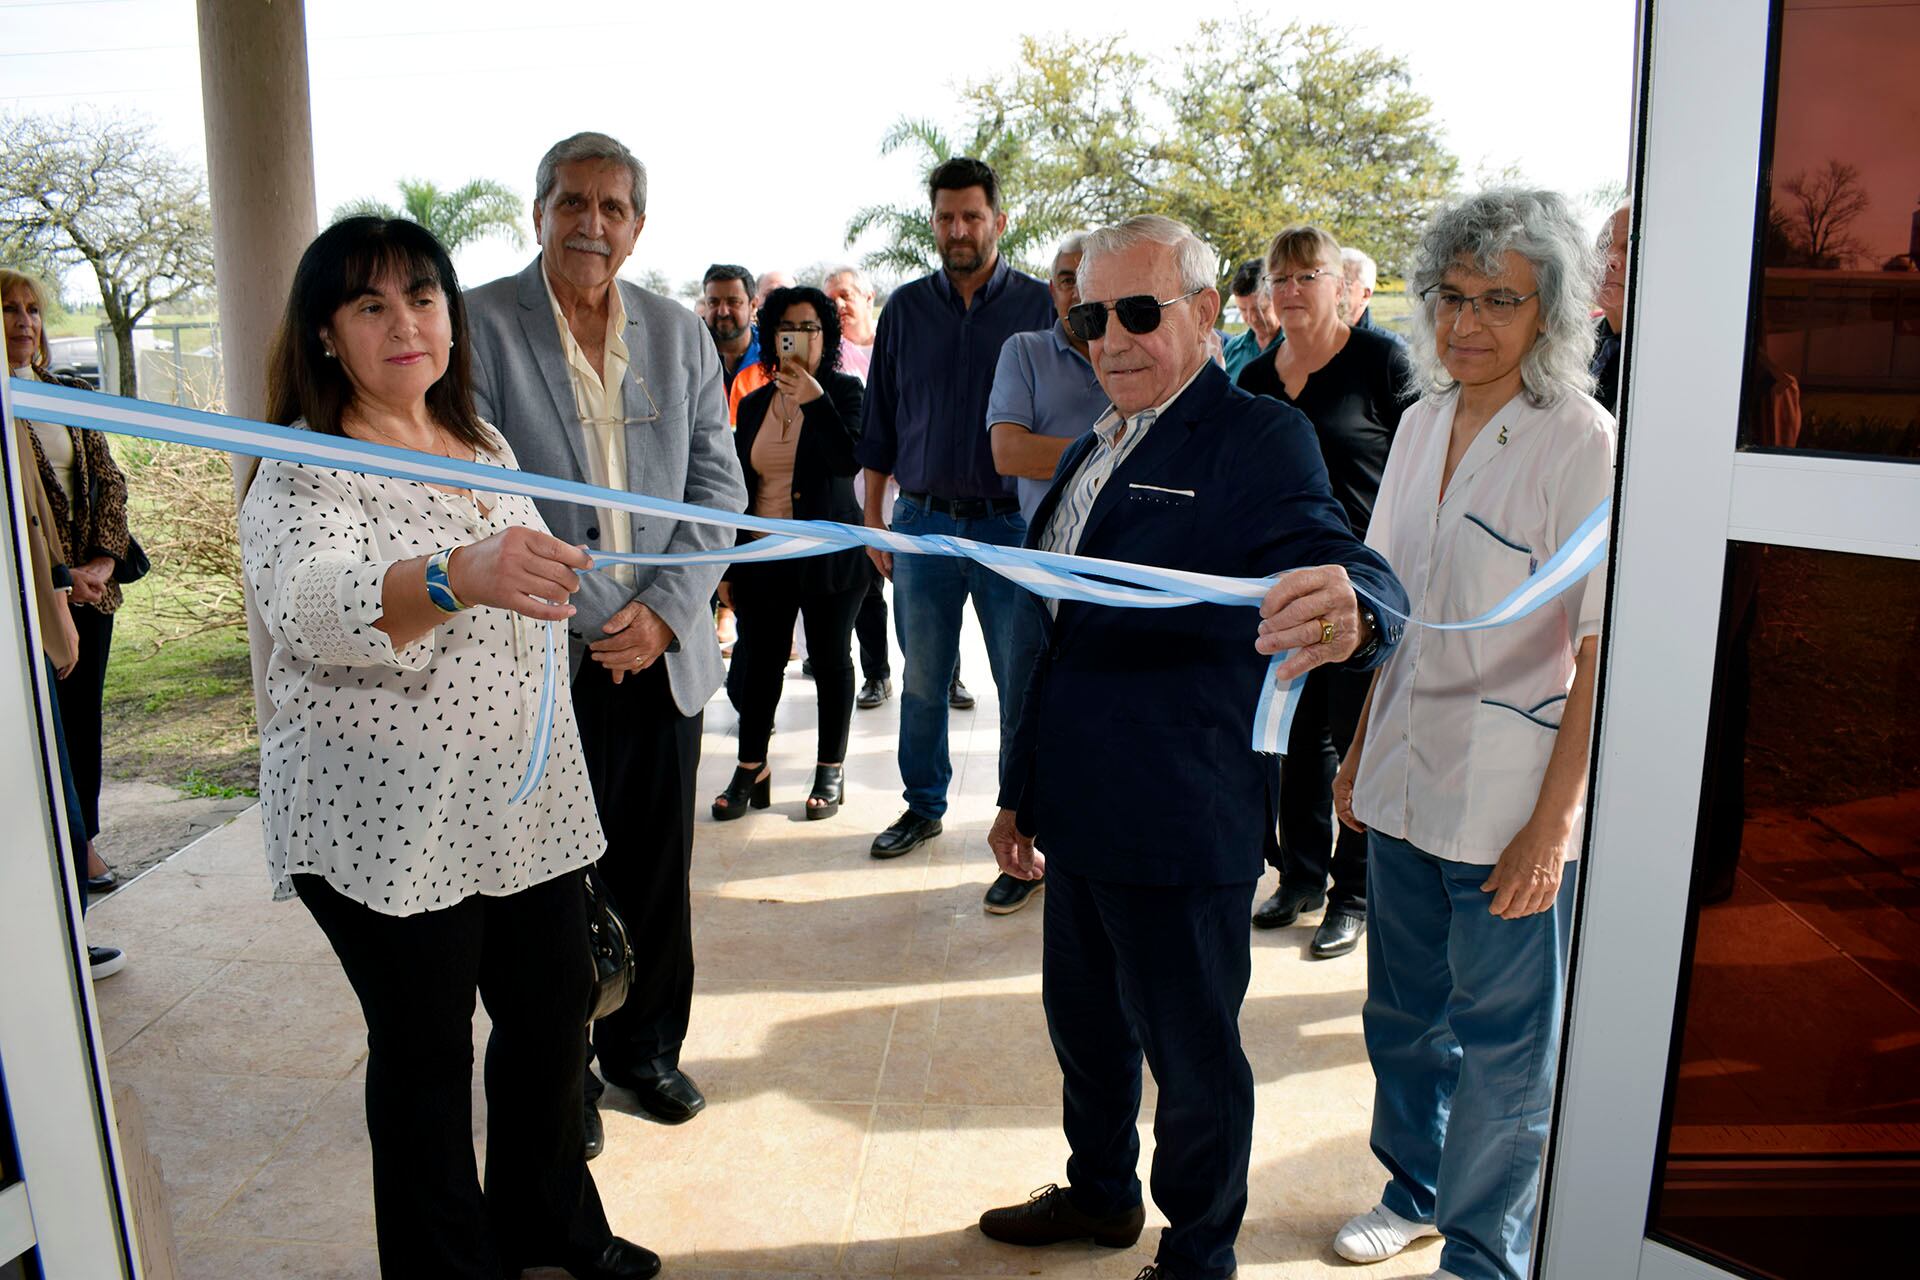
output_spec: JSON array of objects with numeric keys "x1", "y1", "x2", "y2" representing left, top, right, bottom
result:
[{"x1": 777, "y1": 330, "x2": 811, "y2": 365}]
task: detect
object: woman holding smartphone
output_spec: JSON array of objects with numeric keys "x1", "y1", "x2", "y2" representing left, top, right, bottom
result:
[{"x1": 715, "y1": 285, "x2": 867, "y2": 820}]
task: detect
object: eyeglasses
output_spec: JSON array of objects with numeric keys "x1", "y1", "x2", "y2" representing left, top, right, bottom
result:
[
  {"x1": 573, "y1": 367, "x2": 662, "y2": 431},
  {"x1": 774, "y1": 322, "x2": 823, "y2": 333},
  {"x1": 1419, "y1": 286, "x2": 1540, "y2": 328},
  {"x1": 1065, "y1": 288, "x2": 1204, "y2": 342},
  {"x1": 1264, "y1": 268, "x2": 1335, "y2": 291}
]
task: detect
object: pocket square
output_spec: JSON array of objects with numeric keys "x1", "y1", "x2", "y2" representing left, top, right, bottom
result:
[{"x1": 1128, "y1": 483, "x2": 1196, "y2": 497}]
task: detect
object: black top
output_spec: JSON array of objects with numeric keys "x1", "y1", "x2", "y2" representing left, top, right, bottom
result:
[
  {"x1": 1590, "y1": 315, "x2": 1623, "y2": 419},
  {"x1": 1235, "y1": 326, "x2": 1412, "y2": 539},
  {"x1": 727, "y1": 369, "x2": 868, "y2": 595}
]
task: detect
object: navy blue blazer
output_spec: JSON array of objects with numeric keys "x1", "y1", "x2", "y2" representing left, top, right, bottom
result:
[{"x1": 997, "y1": 361, "x2": 1408, "y2": 886}]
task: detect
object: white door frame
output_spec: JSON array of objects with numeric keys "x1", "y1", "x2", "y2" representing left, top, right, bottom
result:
[
  {"x1": 1541, "y1": 2, "x2": 1920, "y2": 1278},
  {"x1": 0, "y1": 375, "x2": 140, "y2": 1277}
]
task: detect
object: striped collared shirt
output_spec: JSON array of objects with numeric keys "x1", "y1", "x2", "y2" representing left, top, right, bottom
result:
[{"x1": 1039, "y1": 361, "x2": 1207, "y2": 584}]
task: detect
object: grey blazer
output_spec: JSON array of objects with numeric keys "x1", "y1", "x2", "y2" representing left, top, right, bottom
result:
[{"x1": 465, "y1": 257, "x2": 748, "y2": 717}]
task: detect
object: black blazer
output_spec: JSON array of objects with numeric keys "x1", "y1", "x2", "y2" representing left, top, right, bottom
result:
[
  {"x1": 998, "y1": 362, "x2": 1409, "y2": 886},
  {"x1": 727, "y1": 369, "x2": 867, "y2": 595}
]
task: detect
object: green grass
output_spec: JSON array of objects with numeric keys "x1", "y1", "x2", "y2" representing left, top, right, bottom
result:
[{"x1": 101, "y1": 582, "x2": 258, "y2": 796}]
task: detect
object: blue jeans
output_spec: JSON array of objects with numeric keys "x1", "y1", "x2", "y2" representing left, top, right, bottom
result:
[
  {"x1": 1363, "y1": 831, "x2": 1578, "y2": 1280},
  {"x1": 889, "y1": 497, "x2": 1044, "y2": 819}
]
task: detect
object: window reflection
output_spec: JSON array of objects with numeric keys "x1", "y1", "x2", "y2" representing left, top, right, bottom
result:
[
  {"x1": 1742, "y1": 0, "x2": 1920, "y2": 459},
  {"x1": 1651, "y1": 544, "x2": 1920, "y2": 1276}
]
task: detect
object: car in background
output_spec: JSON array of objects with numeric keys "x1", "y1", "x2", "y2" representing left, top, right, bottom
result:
[{"x1": 45, "y1": 335, "x2": 102, "y2": 389}]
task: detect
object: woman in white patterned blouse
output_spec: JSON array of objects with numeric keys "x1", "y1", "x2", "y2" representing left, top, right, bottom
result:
[{"x1": 239, "y1": 217, "x2": 654, "y2": 1280}]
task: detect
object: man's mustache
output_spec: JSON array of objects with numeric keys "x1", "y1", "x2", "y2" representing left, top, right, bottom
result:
[{"x1": 565, "y1": 235, "x2": 612, "y2": 256}]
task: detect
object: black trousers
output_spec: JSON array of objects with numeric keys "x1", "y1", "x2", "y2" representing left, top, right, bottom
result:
[
  {"x1": 573, "y1": 660, "x2": 701, "y2": 1086},
  {"x1": 727, "y1": 567, "x2": 865, "y2": 763},
  {"x1": 1273, "y1": 665, "x2": 1371, "y2": 914},
  {"x1": 295, "y1": 870, "x2": 609, "y2": 1278},
  {"x1": 54, "y1": 605, "x2": 112, "y2": 839},
  {"x1": 1043, "y1": 867, "x2": 1257, "y2": 1280},
  {"x1": 855, "y1": 564, "x2": 890, "y2": 682}
]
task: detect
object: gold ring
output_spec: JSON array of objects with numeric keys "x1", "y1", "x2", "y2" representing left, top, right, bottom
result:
[{"x1": 1318, "y1": 618, "x2": 1337, "y2": 646}]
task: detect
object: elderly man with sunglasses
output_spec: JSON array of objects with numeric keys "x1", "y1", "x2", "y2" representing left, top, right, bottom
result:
[
  {"x1": 465, "y1": 131, "x2": 747, "y2": 1149},
  {"x1": 976, "y1": 215, "x2": 1407, "y2": 1280}
]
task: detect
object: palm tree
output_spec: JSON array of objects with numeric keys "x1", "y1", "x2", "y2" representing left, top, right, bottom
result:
[
  {"x1": 332, "y1": 178, "x2": 527, "y2": 253},
  {"x1": 843, "y1": 117, "x2": 1067, "y2": 278}
]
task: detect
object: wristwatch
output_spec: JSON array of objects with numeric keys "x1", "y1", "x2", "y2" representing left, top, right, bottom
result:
[{"x1": 424, "y1": 547, "x2": 469, "y2": 615}]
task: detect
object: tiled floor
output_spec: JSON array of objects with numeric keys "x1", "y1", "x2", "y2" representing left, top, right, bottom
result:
[{"x1": 86, "y1": 619, "x2": 1434, "y2": 1280}]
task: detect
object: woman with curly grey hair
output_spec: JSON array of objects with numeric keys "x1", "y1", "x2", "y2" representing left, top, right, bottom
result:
[{"x1": 1324, "y1": 189, "x2": 1616, "y2": 1280}]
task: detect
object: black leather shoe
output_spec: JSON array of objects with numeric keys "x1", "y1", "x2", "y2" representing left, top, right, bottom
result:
[
  {"x1": 605, "y1": 1067, "x2": 707, "y2": 1124},
  {"x1": 1252, "y1": 882, "x2": 1326, "y2": 930},
  {"x1": 801, "y1": 657, "x2": 815, "y2": 679},
  {"x1": 561, "y1": 1237, "x2": 662, "y2": 1280},
  {"x1": 1311, "y1": 910, "x2": 1366, "y2": 959},
  {"x1": 86, "y1": 872, "x2": 117, "y2": 894},
  {"x1": 871, "y1": 810, "x2": 942, "y2": 859},
  {"x1": 806, "y1": 765, "x2": 845, "y2": 820},
  {"x1": 983, "y1": 872, "x2": 1044, "y2": 915},
  {"x1": 857, "y1": 677, "x2": 892, "y2": 709},
  {"x1": 949, "y1": 676, "x2": 976, "y2": 710},
  {"x1": 979, "y1": 1182, "x2": 1145, "y2": 1248},
  {"x1": 583, "y1": 1098, "x2": 605, "y2": 1160}
]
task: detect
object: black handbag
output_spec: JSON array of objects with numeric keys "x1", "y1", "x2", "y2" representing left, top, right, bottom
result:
[
  {"x1": 585, "y1": 871, "x2": 635, "y2": 1024},
  {"x1": 112, "y1": 534, "x2": 150, "y2": 585}
]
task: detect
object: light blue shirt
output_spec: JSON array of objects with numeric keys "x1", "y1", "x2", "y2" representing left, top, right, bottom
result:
[{"x1": 984, "y1": 323, "x2": 1111, "y2": 523}]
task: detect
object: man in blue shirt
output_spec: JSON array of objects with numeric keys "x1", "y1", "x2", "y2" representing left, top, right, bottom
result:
[
  {"x1": 1219, "y1": 258, "x2": 1282, "y2": 381},
  {"x1": 856, "y1": 158, "x2": 1055, "y2": 901},
  {"x1": 976, "y1": 234, "x2": 1112, "y2": 913},
  {"x1": 987, "y1": 233, "x2": 1113, "y2": 526}
]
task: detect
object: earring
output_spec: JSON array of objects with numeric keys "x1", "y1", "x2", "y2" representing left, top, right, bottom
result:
[
  {"x1": 323, "y1": 348, "x2": 336, "y2": 359},
  {"x1": 448, "y1": 337, "x2": 456, "y2": 349}
]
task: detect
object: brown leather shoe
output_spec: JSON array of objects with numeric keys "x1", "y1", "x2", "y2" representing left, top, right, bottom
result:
[{"x1": 979, "y1": 1183, "x2": 1145, "y2": 1248}]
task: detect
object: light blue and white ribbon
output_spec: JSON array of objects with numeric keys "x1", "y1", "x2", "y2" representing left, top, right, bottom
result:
[{"x1": 4, "y1": 378, "x2": 1610, "y2": 793}]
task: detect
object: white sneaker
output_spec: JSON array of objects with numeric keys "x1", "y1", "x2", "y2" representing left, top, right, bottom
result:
[
  {"x1": 88, "y1": 944, "x2": 126, "y2": 980},
  {"x1": 1333, "y1": 1202, "x2": 1439, "y2": 1263}
]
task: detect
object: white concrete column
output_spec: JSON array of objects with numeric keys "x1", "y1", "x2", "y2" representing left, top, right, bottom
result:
[{"x1": 195, "y1": 0, "x2": 318, "y2": 727}]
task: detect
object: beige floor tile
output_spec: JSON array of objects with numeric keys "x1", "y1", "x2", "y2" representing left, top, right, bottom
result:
[
  {"x1": 694, "y1": 887, "x2": 944, "y2": 987},
  {"x1": 84, "y1": 861, "x2": 296, "y2": 960},
  {"x1": 174, "y1": 1235, "x2": 381, "y2": 1280},
  {"x1": 204, "y1": 1079, "x2": 431, "y2": 1243},
  {"x1": 591, "y1": 1094, "x2": 872, "y2": 1271},
  {"x1": 236, "y1": 902, "x2": 340, "y2": 964},
  {"x1": 112, "y1": 959, "x2": 368, "y2": 1080},
  {"x1": 104, "y1": 1065, "x2": 333, "y2": 1234},
  {"x1": 92, "y1": 953, "x2": 228, "y2": 1054},
  {"x1": 920, "y1": 984, "x2": 1056, "y2": 1108},
  {"x1": 681, "y1": 982, "x2": 901, "y2": 1105},
  {"x1": 165, "y1": 812, "x2": 267, "y2": 876}
]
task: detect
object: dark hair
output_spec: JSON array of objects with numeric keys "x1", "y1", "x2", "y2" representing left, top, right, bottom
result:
[
  {"x1": 1229, "y1": 258, "x2": 1265, "y2": 297},
  {"x1": 755, "y1": 286, "x2": 842, "y2": 377},
  {"x1": 927, "y1": 157, "x2": 1000, "y2": 211},
  {"x1": 267, "y1": 217, "x2": 490, "y2": 451},
  {"x1": 703, "y1": 263, "x2": 755, "y2": 298}
]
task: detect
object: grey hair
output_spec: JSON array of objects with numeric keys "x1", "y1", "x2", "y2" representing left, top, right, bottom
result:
[
  {"x1": 1077, "y1": 215, "x2": 1216, "y2": 296},
  {"x1": 823, "y1": 264, "x2": 873, "y2": 295},
  {"x1": 1406, "y1": 188, "x2": 1600, "y2": 407},
  {"x1": 534, "y1": 131, "x2": 647, "y2": 215},
  {"x1": 1341, "y1": 247, "x2": 1378, "y2": 290},
  {"x1": 1055, "y1": 232, "x2": 1090, "y2": 260}
]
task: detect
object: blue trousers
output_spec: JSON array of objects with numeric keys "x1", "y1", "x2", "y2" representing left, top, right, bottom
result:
[
  {"x1": 888, "y1": 497, "x2": 1044, "y2": 818},
  {"x1": 1042, "y1": 867, "x2": 1257, "y2": 1280},
  {"x1": 1363, "y1": 831, "x2": 1577, "y2": 1280}
]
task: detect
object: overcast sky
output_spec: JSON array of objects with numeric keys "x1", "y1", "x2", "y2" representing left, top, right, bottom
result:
[{"x1": 1, "y1": 0, "x2": 1636, "y2": 300}]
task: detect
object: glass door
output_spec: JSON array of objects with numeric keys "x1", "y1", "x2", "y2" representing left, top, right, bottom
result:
[{"x1": 1543, "y1": 2, "x2": 1920, "y2": 1278}]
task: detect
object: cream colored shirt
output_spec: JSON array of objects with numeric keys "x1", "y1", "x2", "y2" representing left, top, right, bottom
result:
[
  {"x1": 542, "y1": 269, "x2": 635, "y2": 585},
  {"x1": 13, "y1": 366, "x2": 77, "y2": 502},
  {"x1": 1351, "y1": 389, "x2": 1616, "y2": 865}
]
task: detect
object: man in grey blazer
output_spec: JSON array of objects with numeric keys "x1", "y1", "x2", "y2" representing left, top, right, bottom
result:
[{"x1": 466, "y1": 132, "x2": 747, "y2": 1144}]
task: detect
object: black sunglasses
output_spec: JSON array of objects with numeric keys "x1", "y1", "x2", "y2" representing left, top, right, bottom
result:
[{"x1": 1065, "y1": 287, "x2": 1204, "y2": 342}]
